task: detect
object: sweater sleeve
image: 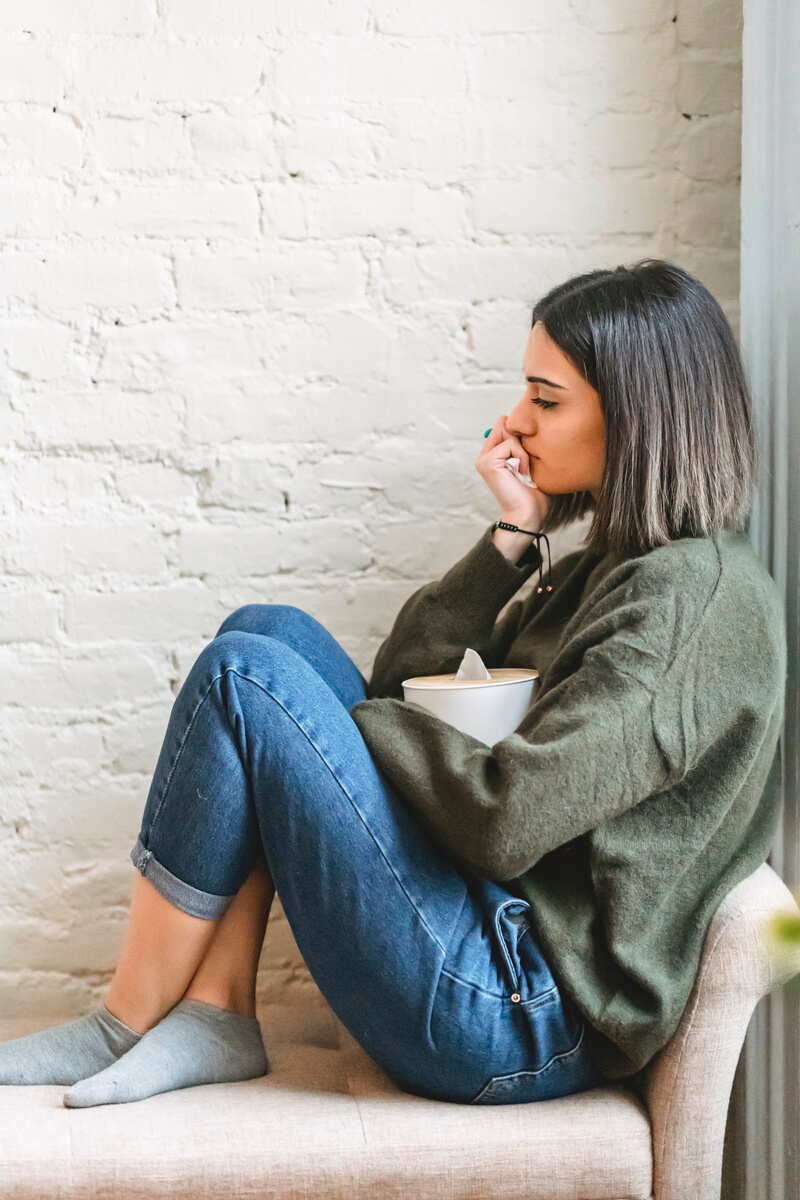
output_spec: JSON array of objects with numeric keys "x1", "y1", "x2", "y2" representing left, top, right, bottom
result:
[
  {"x1": 351, "y1": 591, "x2": 682, "y2": 881},
  {"x1": 366, "y1": 525, "x2": 542, "y2": 700}
]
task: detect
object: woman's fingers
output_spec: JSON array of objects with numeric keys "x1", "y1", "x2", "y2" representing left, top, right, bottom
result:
[
  {"x1": 478, "y1": 418, "x2": 530, "y2": 476},
  {"x1": 476, "y1": 420, "x2": 542, "y2": 524},
  {"x1": 478, "y1": 415, "x2": 509, "y2": 455},
  {"x1": 506, "y1": 436, "x2": 530, "y2": 477},
  {"x1": 488, "y1": 436, "x2": 531, "y2": 478}
]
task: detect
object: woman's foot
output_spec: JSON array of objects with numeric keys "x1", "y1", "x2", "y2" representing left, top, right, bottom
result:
[
  {"x1": 0, "y1": 1006, "x2": 141, "y2": 1086},
  {"x1": 62, "y1": 999, "x2": 268, "y2": 1108}
]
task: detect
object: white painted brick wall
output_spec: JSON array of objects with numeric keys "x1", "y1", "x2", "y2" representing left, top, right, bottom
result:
[{"x1": 0, "y1": 0, "x2": 743, "y2": 1016}]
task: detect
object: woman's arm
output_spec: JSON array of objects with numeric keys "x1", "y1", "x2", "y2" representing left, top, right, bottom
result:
[
  {"x1": 354, "y1": 585, "x2": 688, "y2": 879},
  {"x1": 354, "y1": 675, "x2": 668, "y2": 881},
  {"x1": 367, "y1": 413, "x2": 552, "y2": 700},
  {"x1": 366, "y1": 525, "x2": 542, "y2": 700}
]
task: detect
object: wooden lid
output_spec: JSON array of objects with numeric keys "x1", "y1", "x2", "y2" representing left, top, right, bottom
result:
[{"x1": 402, "y1": 667, "x2": 539, "y2": 690}]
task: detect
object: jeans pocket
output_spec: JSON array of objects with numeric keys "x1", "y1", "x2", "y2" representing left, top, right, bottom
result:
[{"x1": 468, "y1": 1025, "x2": 597, "y2": 1106}]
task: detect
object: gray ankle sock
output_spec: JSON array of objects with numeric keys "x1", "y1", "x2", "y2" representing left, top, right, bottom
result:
[
  {"x1": 63, "y1": 999, "x2": 268, "y2": 1108},
  {"x1": 0, "y1": 1005, "x2": 141, "y2": 1086}
]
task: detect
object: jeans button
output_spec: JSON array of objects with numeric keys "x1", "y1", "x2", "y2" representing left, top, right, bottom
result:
[{"x1": 511, "y1": 993, "x2": 521, "y2": 1003}]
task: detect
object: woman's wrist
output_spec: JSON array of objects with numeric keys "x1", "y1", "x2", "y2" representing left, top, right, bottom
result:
[{"x1": 491, "y1": 520, "x2": 537, "y2": 564}]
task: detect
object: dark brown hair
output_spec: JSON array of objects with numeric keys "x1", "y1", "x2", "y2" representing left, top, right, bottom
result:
[{"x1": 532, "y1": 260, "x2": 757, "y2": 556}]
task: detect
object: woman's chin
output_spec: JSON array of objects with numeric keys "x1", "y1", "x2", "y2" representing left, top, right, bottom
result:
[{"x1": 534, "y1": 476, "x2": 591, "y2": 497}]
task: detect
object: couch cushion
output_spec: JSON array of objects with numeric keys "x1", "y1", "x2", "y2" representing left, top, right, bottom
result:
[{"x1": 0, "y1": 1005, "x2": 653, "y2": 1200}]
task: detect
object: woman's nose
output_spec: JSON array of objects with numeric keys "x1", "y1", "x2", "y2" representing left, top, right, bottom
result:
[{"x1": 506, "y1": 396, "x2": 536, "y2": 437}]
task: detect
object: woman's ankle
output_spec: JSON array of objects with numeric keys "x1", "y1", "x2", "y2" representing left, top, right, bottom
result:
[
  {"x1": 104, "y1": 987, "x2": 175, "y2": 1036},
  {"x1": 182, "y1": 982, "x2": 256, "y2": 1019}
]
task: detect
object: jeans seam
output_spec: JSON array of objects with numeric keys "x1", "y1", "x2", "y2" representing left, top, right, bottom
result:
[
  {"x1": 266, "y1": 675, "x2": 448, "y2": 953},
  {"x1": 508, "y1": 1024, "x2": 586, "y2": 1078},
  {"x1": 172, "y1": 666, "x2": 448, "y2": 955},
  {"x1": 469, "y1": 1025, "x2": 588, "y2": 1104},
  {"x1": 146, "y1": 669, "x2": 228, "y2": 850},
  {"x1": 439, "y1": 966, "x2": 507, "y2": 1000},
  {"x1": 438, "y1": 971, "x2": 559, "y2": 1011}
]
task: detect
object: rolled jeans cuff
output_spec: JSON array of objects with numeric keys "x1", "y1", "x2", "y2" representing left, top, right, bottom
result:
[{"x1": 130, "y1": 837, "x2": 235, "y2": 921}]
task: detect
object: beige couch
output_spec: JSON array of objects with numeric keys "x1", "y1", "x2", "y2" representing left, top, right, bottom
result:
[{"x1": 0, "y1": 862, "x2": 797, "y2": 1200}]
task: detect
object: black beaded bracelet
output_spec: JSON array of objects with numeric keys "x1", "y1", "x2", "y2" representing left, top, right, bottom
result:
[
  {"x1": 491, "y1": 521, "x2": 553, "y2": 592},
  {"x1": 492, "y1": 519, "x2": 539, "y2": 537}
]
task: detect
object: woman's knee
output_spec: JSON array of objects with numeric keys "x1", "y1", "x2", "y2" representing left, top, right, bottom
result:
[
  {"x1": 215, "y1": 603, "x2": 313, "y2": 641},
  {"x1": 191, "y1": 630, "x2": 295, "y2": 700}
]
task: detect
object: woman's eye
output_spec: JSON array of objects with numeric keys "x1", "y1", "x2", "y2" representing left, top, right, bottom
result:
[{"x1": 532, "y1": 397, "x2": 557, "y2": 410}]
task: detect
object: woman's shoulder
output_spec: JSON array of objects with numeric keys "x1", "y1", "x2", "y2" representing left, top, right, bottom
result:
[
  {"x1": 617, "y1": 531, "x2": 785, "y2": 668},
  {"x1": 555, "y1": 529, "x2": 784, "y2": 649},
  {"x1": 633, "y1": 530, "x2": 782, "y2": 612},
  {"x1": 577, "y1": 530, "x2": 784, "y2": 652}
]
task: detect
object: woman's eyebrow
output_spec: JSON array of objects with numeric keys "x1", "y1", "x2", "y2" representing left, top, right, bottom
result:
[{"x1": 526, "y1": 375, "x2": 567, "y2": 389}]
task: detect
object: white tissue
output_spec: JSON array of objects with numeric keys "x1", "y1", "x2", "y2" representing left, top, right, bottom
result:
[
  {"x1": 455, "y1": 648, "x2": 492, "y2": 681},
  {"x1": 505, "y1": 458, "x2": 537, "y2": 489}
]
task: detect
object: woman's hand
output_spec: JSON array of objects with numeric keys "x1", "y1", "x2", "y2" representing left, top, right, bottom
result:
[{"x1": 476, "y1": 416, "x2": 551, "y2": 531}]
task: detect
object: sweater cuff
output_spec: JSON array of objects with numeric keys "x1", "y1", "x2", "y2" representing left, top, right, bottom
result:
[{"x1": 436, "y1": 524, "x2": 542, "y2": 614}]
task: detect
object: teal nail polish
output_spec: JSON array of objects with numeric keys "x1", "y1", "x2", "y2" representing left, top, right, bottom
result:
[{"x1": 483, "y1": 428, "x2": 492, "y2": 438}]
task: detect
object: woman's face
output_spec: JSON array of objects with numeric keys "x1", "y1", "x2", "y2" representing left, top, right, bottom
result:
[{"x1": 506, "y1": 321, "x2": 607, "y2": 500}]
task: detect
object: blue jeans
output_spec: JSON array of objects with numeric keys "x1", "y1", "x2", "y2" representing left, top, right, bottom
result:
[{"x1": 131, "y1": 604, "x2": 600, "y2": 1105}]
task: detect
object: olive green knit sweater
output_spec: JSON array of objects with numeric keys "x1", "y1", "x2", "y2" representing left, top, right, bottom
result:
[{"x1": 350, "y1": 525, "x2": 786, "y2": 1077}]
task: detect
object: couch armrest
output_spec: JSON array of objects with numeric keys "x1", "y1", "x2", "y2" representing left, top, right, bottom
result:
[{"x1": 641, "y1": 864, "x2": 800, "y2": 1200}]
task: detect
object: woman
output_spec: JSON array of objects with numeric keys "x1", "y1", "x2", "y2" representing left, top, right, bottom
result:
[{"x1": 0, "y1": 260, "x2": 785, "y2": 1108}]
